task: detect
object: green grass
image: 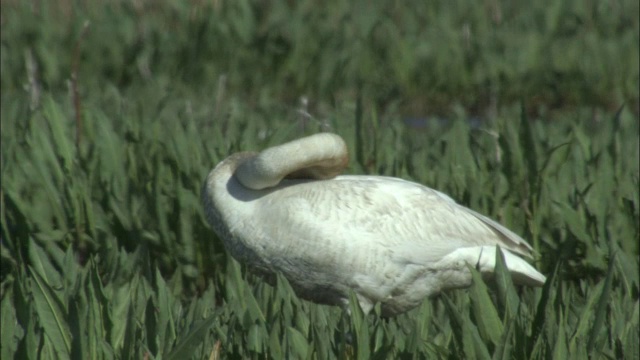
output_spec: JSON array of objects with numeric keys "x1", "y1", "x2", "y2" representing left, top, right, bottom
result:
[{"x1": 1, "y1": 1, "x2": 639, "y2": 359}]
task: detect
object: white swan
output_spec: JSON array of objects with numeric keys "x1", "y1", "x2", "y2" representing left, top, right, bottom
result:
[{"x1": 203, "y1": 133, "x2": 546, "y2": 316}]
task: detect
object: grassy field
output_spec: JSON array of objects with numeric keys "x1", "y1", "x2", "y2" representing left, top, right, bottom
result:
[{"x1": 1, "y1": 1, "x2": 639, "y2": 359}]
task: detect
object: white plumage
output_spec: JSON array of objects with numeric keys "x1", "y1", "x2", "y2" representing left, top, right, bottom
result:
[{"x1": 202, "y1": 133, "x2": 545, "y2": 316}]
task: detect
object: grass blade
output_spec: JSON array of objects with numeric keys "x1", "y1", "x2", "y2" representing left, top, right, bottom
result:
[
  {"x1": 468, "y1": 264, "x2": 503, "y2": 345},
  {"x1": 166, "y1": 314, "x2": 217, "y2": 360},
  {"x1": 587, "y1": 253, "x2": 615, "y2": 354},
  {"x1": 29, "y1": 266, "x2": 71, "y2": 358},
  {"x1": 1, "y1": 287, "x2": 24, "y2": 359}
]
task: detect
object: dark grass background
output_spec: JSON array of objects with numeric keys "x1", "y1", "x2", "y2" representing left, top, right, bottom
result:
[{"x1": 1, "y1": 1, "x2": 639, "y2": 358}]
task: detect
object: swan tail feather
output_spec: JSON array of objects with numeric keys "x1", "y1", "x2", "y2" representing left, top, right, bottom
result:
[{"x1": 447, "y1": 246, "x2": 546, "y2": 287}]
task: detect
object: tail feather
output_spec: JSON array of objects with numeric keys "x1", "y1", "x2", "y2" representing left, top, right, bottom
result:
[{"x1": 449, "y1": 245, "x2": 546, "y2": 286}]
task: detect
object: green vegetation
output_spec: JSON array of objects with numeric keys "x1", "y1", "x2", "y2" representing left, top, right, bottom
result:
[{"x1": 1, "y1": 1, "x2": 638, "y2": 359}]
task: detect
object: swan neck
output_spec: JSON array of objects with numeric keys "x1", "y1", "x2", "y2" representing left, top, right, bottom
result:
[{"x1": 235, "y1": 133, "x2": 348, "y2": 190}]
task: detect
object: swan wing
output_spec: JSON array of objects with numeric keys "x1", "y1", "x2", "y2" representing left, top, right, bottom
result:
[
  {"x1": 334, "y1": 175, "x2": 535, "y2": 257},
  {"x1": 332, "y1": 175, "x2": 535, "y2": 256},
  {"x1": 251, "y1": 175, "x2": 535, "y2": 282}
]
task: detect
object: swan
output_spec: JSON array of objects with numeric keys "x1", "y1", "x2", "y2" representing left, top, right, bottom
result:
[{"x1": 202, "y1": 133, "x2": 546, "y2": 316}]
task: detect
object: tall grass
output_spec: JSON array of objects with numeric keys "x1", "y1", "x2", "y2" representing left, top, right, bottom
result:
[{"x1": 1, "y1": 1, "x2": 638, "y2": 358}]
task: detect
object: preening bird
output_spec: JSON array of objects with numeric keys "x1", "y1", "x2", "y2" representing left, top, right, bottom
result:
[{"x1": 202, "y1": 133, "x2": 546, "y2": 316}]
